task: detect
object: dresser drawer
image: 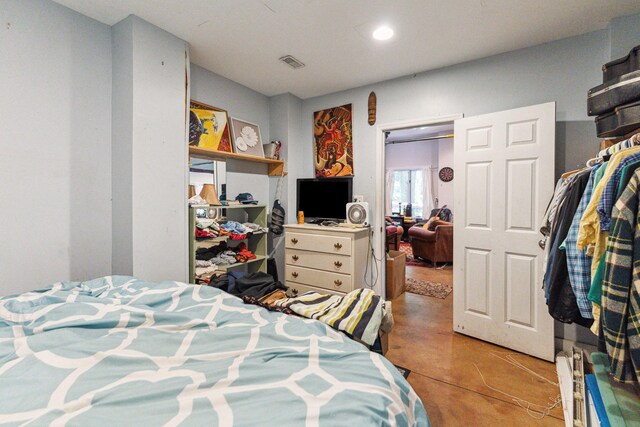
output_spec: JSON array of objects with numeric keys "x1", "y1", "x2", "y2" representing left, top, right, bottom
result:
[
  {"x1": 285, "y1": 249, "x2": 351, "y2": 273},
  {"x1": 286, "y1": 282, "x2": 344, "y2": 297},
  {"x1": 286, "y1": 265, "x2": 352, "y2": 292},
  {"x1": 285, "y1": 232, "x2": 351, "y2": 255}
]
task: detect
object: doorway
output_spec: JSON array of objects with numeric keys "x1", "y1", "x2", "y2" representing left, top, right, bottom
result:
[
  {"x1": 377, "y1": 104, "x2": 555, "y2": 361},
  {"x1": 382, "y1": 120, "x2": 456, "y2": 307},
  {"x1": 375, "y1": 115, "x2": 461, "y2": 298}
]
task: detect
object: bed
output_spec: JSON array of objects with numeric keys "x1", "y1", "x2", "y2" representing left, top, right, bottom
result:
[{"x1": 0, "y1": 276, "x2": 429, "y2": 426}]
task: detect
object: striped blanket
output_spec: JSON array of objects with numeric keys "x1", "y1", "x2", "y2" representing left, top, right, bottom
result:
[{"x1": 274, "y1": 288, "x2": 383, "y2": 345}]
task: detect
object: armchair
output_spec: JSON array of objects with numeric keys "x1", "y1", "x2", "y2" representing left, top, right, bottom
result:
[{"x1": 408, "y1": 220, "x2": 453, "y2": 265}]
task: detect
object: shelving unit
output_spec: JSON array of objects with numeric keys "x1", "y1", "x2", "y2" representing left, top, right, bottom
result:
[
  {"x1": 189, "y1": 146, "x2": 285, "y2": 176},
  {"x1": 188, "y1": 204, "x2": 268, "y2": 283}
]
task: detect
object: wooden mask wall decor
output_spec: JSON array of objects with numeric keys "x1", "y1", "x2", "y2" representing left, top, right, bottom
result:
[{"x1": 368, "y1": 91, "x2": 377, "y2": 126}]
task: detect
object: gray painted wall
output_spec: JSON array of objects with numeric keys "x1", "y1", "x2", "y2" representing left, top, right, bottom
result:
[
  {"x1": 296, "y1": 29, "x2": 609, "y2": 297},
  {"x1": 190, "y1": 64, "x2": 271, "y2": 207},
  {"x1": 609, "y1": 14, "x2": 640, "y2": 60},
  {"x1": 267, "y1": 93, "x2": 304, "y2": 280},
  {"x1": 293, "y1": 21, "x2": 639, "y2": 344},
  {"x1": 112, "y1": 16, "x2": 189, "y2": 282},
  {"x1": 0, "y1": 0, "x2": 112, "y2": 294},
  {"x1": 111, "y1": 17, "x2": 134, "y2": 276}
]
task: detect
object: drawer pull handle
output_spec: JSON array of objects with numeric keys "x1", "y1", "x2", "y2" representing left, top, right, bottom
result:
[
  {"x1": 292, "y1": 272, "x2": 298, "y2": 278},
  {"x1": 292, "y1": 255, "x2": 299, "y2": 261},
  {"x1": 291, "y1": 238, "x2": 298, "y2": 245},
  {"x1": 334, "y1": 280, "x2": 343, "y2": 286},
  {"x1": 334, "y1": 261, "x2": 342, "y2": 268},
  {"x1": 334, "y1": 243, "x2": 343, "y2": 250},
  {"x1": 292, "y1": 288, "x2": 299, "y2": 296}
]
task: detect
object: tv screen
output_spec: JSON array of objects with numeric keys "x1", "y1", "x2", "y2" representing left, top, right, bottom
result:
[{"x1": 297, "y1": 178, "x2": 353, "y2": 221}]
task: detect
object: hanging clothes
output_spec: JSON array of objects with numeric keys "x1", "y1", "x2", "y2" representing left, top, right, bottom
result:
[
  {"x1": 589, "y1": 161, "x2": 640, "y2": 332},
  {"x1": 578, "y1": 147, "x2": 640, "y2": 280},
  {"x1": 542, "y1": 129, "x2": 640, "y2": 386},
  {"x1": 600, "y1": 169, "x2": 640, "y2": 383},
  {"x1": 562, "y1": 165, "x2": 601, "y2": 319},
  {"x1": 545, "y1": 168, "x2": 593, "y2": 326},
  {"x1": 596, "y1": 133, "x2": 640, "y2": 158},
  {"x1": 540, "y1": 177, "x2": 573, "y2": 278},
  {"x1": 596, "y1": 151, "x2": 640, "y2": 232}
]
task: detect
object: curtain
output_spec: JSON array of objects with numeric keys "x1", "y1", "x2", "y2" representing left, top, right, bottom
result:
[
  {"x1": 385, "y1": 169, "x2": 394, "y2": 215},
  {"x1": 422, "y1": 168, "x2": 435, "y2": 216}
]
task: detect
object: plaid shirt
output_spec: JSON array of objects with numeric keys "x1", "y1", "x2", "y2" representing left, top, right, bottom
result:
[
  {"x1": 602, "y1": 170, "x2": 640, "y2": 383},
  {"x1": 597, "y1": 154, "x2": 640, "y2": 232},
  {"x1": 563, "y1": 166, "x2": 600, "y2": 318}
]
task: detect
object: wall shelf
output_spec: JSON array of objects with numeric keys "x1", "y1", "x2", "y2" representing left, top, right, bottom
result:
[
  {"x1": 217, "y1": 255, "x2": 266, "y2": 271},
  {"x1": 189, "y1": 205, "x2": 268, "y2": 283},
  {"x1": 189, "y1": 146, "x2": 286, "y2": 176}
]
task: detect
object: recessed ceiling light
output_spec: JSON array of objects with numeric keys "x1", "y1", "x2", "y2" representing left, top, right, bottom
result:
[{"x1": 372, "y1": 26, "x2": 394, "y2": 41}]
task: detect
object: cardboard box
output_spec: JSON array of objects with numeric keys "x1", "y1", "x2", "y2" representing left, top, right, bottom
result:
[{"x1": 386, "y1": 250, "x2": 406, "y2": 300}]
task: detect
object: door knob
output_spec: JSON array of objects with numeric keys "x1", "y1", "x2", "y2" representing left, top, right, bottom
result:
[
  {"x1": 334, "y1": 261, "x2": 342, "y2": 268},
  {"x1": 291, "y1": 238, "x2": 298, "y2": 244},
  {"x1": 334, "y1": 243, "x2": 342, "y2": 250},
  {"x1": 292, "y1": 255, "x2": 299, "y2": 261},
  {"x1": 292, "y1": 271, "x2": 298, "y2": 278},
  {"x1": 334, "y1": 280, "x2": 342, "y2": 286}
]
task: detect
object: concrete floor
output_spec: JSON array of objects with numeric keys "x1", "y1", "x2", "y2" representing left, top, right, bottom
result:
[{"x1": 385, "y1": 265, "x2": 564, "y2": 426}]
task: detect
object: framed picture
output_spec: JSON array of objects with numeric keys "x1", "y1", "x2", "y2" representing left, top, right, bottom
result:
[
  {"x1": 189, "y1": 101, "x2": 233, "y2": 153},
  {"x1": 230, "y1": 118, "x2": 264, "y2": 157},
  {"x1": 313, "y1": 103, "x2": 353, "y2": 177}
]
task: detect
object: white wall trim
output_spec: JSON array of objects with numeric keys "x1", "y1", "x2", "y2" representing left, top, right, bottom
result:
[{"x1": 374, "y1": 114, "x2": 463, "y2": 298}]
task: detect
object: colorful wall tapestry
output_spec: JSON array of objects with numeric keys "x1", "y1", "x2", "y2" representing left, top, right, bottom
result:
[
  {"x1": 189, "y1": 101, "x2": 233, "y2": 153},
  {"x1": 313, "y1": 104, "x2": 353, "y2": 177}
]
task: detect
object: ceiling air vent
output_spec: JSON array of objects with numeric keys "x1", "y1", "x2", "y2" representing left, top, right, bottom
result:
[{"x1": 279, "y1": 55, "x2": 305, "y2": 69}]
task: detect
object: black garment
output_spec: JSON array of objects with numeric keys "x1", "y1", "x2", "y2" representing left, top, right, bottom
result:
[
  {"x1": 547, "y1": 170, "x2": 593, "y2": 326},
  {"x1": 228, "y1": 272, "x2": 286, "y2": 299},
  {"x1": 270, "y1": 199, "x2": 285, "y2": 235},
  {"x1": 209, "y1": 274, "x2": 230, "y2": 292},
  {"x1": 195, "y1": 243, "x2": 227, "y2": 261}
]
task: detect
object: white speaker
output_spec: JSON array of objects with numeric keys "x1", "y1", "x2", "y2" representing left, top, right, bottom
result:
[{"x1": 346, "y1": 202, "x2": 369, "y2": 226}]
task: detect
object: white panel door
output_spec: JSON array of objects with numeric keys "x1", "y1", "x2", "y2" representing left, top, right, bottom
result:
[{"x1": 453, "y1": 102, "x2": 555, "y2": 361}]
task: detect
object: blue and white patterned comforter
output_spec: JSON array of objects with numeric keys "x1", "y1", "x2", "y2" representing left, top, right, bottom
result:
[{"x1": 0, "y1": 276, "x2": 428, "y2": 426}]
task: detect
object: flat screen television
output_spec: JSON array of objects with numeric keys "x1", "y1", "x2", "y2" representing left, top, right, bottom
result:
[{"x1": 297, "y1": 178, "x2": 353, "y2": 222}]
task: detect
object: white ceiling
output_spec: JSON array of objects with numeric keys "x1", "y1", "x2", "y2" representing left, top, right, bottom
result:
[{"x1": 53, "y1": 0, "x2": 640, "y2": 99}]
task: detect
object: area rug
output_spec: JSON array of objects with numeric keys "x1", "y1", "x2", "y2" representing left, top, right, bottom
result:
[
  {"x1": 399, "y1": 242, "x2": 431, "y2": 267},
  {"x1": 394, "y1": 364, "x2": 411, "y2": 379},
  {"x1": 399, "y1": 242, "x2": 413, "y2": 259},
  {"x1": 405, "y1": 277, "x2": 452, "y2": 299}
]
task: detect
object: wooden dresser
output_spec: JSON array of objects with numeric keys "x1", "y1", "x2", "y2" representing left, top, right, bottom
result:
[{"x1": 284, "y1": 224, "x2": 370, "y2": 296}]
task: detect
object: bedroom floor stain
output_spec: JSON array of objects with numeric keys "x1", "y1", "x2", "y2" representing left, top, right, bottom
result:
[{"x1": 386, "y1": 265, "x2": 564, "y2": 426}]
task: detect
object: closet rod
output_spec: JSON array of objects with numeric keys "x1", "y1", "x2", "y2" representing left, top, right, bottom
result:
[{"x1": 385, "y1": 134, "x2": 454, "y2": 145}]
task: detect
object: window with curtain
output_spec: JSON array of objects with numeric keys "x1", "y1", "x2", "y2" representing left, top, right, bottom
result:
[{"x1": 390, "y1": 169, "x2": 426, "y2": 218}]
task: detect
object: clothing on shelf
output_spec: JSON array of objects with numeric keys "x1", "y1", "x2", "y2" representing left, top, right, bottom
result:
[
  {"x1": 195, "y1": 241, "x2": 257, "y2": 268},
  {"x1": 542, "y1": 129, "x2": 640, "y2": 384},
  {"x1": 193, "y1": 219, "x2": 265, "y2": 242}
]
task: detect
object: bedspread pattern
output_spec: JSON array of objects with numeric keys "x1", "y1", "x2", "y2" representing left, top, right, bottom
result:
[{"x1": 0, "y1": 276, "x2": 428, "y2": 426}]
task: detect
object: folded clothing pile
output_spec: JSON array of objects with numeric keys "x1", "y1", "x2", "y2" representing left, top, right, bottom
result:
[
  {"x1": 194, "y1": 219, "x2": 268, "y2": 241},
  {"x1": 195, "y1": 242, "x2": 256, "y2": 267},
  {"x1": 195, "y1": 217, "x2": 227, "y2": 240},
  {"x1": 193, "y1": 259, "x2": 217, "y2": 282}
]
